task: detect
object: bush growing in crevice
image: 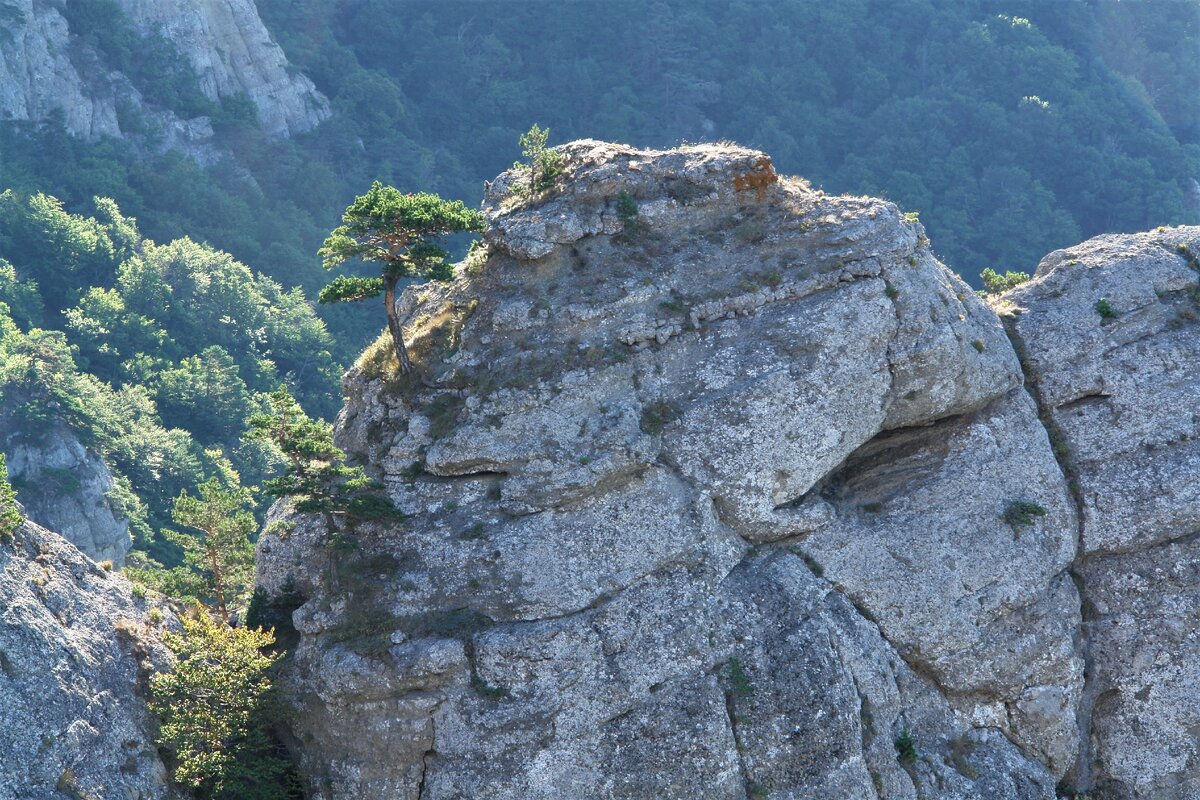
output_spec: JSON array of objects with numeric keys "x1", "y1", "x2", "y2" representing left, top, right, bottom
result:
[
  {"x1": 895, "y1": 728, "x2": 917, "y2": 764},
  {"x1": 979, "y1": 268, "x2": 1031, "y2": 295},
  {"x1": 1002, "y1": 500, "x2": 1047, "y2": 530},
  {"x1": 149, "y1": 608, "x2": 300, "y2": 799}
]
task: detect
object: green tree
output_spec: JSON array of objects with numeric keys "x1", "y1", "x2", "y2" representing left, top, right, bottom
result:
[
  {"x1": 318, "y1": 182, "x2": 484, "y2": 373},
  {"x1": 0, "y1": 454, "x2": 21, "y2": 542},
  {"x1": 979, "y1": 268, "x2": 1032, "y2": 295},
  {"x1": 517, "y1": 123, "x2": 564, "y2": 193},
  {"x1": 149, "y1": 608, "x2": 295, "y2": 799},
  {"x1": 246, "y1": 386, "x2": 398, "y2": 522},
  {"x1": 166, "y1": 476, "x2": 257, "y2": 619}
]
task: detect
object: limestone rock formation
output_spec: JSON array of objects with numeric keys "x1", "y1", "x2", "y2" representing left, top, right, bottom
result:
[
  {"x1": 0, "y1": 518, "x2": 170, "y2": 799},
  {"x1": 1003, "y1": 226, "x2": 1200, "y2": 798},
  {"x1": 3, "y1": 423, "x2": 132, "y2": 565},
  {"x1": 116, "y1": 0, "x2": 329, "y2": 138},
  {"x1": 0, "y1": 0, "x2": 327, "y2": 142},
  {"x1": 258, "y1": 141, "x2": 1096, "y2": 799}
]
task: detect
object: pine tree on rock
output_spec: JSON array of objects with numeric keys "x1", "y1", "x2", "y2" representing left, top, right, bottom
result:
[
  {"x1": 246, "y1": 386, "x2": 399, "y2": 523},
  {"x1": 317, "y1": 183, "x2": 485, "y2": 373}
]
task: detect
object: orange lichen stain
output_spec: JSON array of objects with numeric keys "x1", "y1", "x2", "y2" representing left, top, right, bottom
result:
[{"x1": 732, "y1": 156, "x2": 779, "y2": 198}]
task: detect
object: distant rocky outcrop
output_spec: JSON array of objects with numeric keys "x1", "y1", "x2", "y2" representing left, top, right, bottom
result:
[
  {"x1": 0, "y1": 518, "x2": 169, "y2": 799},
  {"x1": 0, "y1": 0, "x2": 328, "y2": 143},
  {"x1": 3, "y1": 423, "x2": 132, "y2": 566},
  {"x1": 249, "y1": 142, "x2": 1200, "y2": 799}
]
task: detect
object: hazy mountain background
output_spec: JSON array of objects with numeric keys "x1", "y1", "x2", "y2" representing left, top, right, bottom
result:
[{"x1": 0, "y1": 0, "x2": 1197, "y2": 566}]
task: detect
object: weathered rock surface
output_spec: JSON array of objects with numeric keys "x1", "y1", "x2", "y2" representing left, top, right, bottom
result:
[
  {"x1": 0, "y1": 518, "x2": 169, "y2": 799},
  {"x1": 0, "y1": 0, "x2": 327, "y2": 142},
  {"x1": 3, "y1": 423, "x2": 132, "y2": 565},
  {"x1": 1003, "y1": 226, "x2": 1200, "y2": 798},
  {"x1": 258, "y1": 142, "x2": 1092, "y2": 798}
]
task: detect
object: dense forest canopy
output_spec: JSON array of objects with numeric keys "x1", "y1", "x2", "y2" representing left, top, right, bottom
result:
[{"x1": 0, "y1": 0, "x2": 1196, "y2": 569}]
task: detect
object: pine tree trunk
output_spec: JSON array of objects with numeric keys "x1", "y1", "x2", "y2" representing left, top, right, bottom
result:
[
  {"x1": 384, "y1": 277, "x2": 413, "y2": 374},
  {"x1": 208, "y1": 545, "x2": 228, "y2": 620}
]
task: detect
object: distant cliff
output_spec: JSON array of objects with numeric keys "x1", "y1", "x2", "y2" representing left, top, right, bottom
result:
[{"x1": 0, "y1": 0, "x2": 328, "y2": 143}]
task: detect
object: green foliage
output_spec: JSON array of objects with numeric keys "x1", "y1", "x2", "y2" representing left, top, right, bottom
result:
[
  {"x1": 149, "y1": 609, "x2": 297, "y2": 799},
  {"x1": 318, "y1": 182, "x2": 483, "y2": 369},
  {"x1": 0, "y1": 324, "x2": 210, "y2": 545},
  {"x1": 0, "y1": 193, "x2": 344, "y2": 566},
  {"x1": 1096, "y1": 297, "x2": 1118, "y2": 320},
  {"x1": 0, "y1": 454, "x2": 21, "y2": 542},
  {"x1": 979, "y1": 268, "x2": 1032, "y2": 294},
  {"x1": 317, "y1": 275, "x2": 384, "y2": 304},
  {"x1": 1002, "y1": 500, "x2": 1048, "y2": 530},
  {"x1": 319, "y1": 183, "x2": 484, "y2": 275},
  {"x1": 0, "y1": 191, "x2": 125, "y2": 313},
  {"x1": 246, "y1": 386, "x2": 400, "y2": 522},
  {"x1": 163, "y1": 476, "x2": 258, "y2": 618},
  {"x1": 615, "y1": 188, "x2": 644, "y2": 239},
  {"x1": 153, "y1": 348, "x2": 256, "y2": 447},
  {"x1": 0, "y1": 259, "x2": 42, "y2": 328},
  {"x1": 515, "y1": 124, "x2": 564, "y2": 193},
  {"x1": 727, "y1": 657, "x2": 753, "y2": 697},
  {"x1": 895, "y1": 729, "x2": 918, "y2": 764}
]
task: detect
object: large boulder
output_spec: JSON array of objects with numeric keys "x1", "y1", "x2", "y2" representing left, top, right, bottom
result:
[{"x1": 258, "y1": 141, "x2": 1078, "y2": 798}]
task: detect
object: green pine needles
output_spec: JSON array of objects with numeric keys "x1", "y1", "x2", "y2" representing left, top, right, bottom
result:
[
  {"x1": 247, "y1": 386, "x2": 401, "y2": 524},
  {"x1": 0, "y1": 454, "x2": 21, "y2": 542},
  {"x1": 318, "y1": 182, "x2": 484, "y2": 373},
  {"x1": 979, "y1": 268, "x2": 1031, "y2": 295},
  {"x1": 516, "y1": 123, "x2": 564, "y2": 193},
  {"x1": 149, "y1": 608, "x2": 297, "y2": 799}
]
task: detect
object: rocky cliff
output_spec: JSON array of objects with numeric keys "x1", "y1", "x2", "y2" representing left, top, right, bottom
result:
[
  {"x1": 0, "y1": 0, "x2": 327, "y2": 142},
  {"x1": 0, "y1": 518, "x2": 170, "y2": 799},
  {"x1": 255, "y1": 140, "x2": 1200, "y2": 799},
  {"x1": 3, "y1": 423, "x2": 132, "y2": 565}
]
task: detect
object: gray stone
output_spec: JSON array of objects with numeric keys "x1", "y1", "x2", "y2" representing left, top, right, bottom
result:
[
  {"x1": 0, "y1": 0, "x2": 328, "y2": 143},
  {"x1": 0, "y1": 520, "x2": 169, "y2": 799},
  {"x1": 4, "y1": 423, "x2": 131, "y2": 566},
  {"x1": 1005, "y1": 226, "x2": 1200, "y2": 797},
  {"x1": 259, "y1": 141, "x2": 1072, "y2": 798}
]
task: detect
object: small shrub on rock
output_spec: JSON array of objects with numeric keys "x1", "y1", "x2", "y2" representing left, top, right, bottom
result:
[
  {"x1": 979, "y1": 268, "x2": 1031, "y2": 294},
  {"x1": 1002, "y1": 500, "x2": 1048, "y2": 530}
]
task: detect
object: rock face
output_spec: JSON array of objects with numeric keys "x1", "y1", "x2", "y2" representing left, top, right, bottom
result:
[
  {"x1": 1004, "y1": 227, "x2": 1200, "y2": 798},
  {"x1": 258, "y1": 141, "x2": 1107, "y2": 798},
  {"x1": 0, "y1": 0, "x2": 327, "y2": 141},
  {"x1": 3, "y1": 423, "x2": 132, "y2": 565},
  {"x1": 0, "y1": 518, "x2": 169, "y2": 799}
]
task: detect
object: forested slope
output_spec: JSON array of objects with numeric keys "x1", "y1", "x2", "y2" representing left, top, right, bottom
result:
[{"x1": 0, "y1": 0, "x2": 1196, "y2": 571}]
